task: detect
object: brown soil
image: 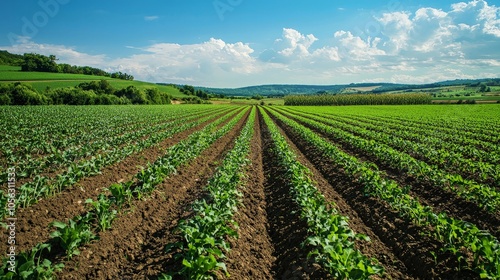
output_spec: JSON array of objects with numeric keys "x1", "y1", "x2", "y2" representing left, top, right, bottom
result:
[
  {"x1": 57, "y1": 108, "x2": 250, "y2": 279},
  {"x1": 224, "y1": 110, "x2": 275, "y2": 279},
  {"x1": 266, "y1": 108, "x2": 479, "y2": 279},
  {"x1": 0, "y1": 110, "x2": 236, "y2": 255},
  {"x1": 259, "y1": 109, "x2": 327, "y2": 279}
]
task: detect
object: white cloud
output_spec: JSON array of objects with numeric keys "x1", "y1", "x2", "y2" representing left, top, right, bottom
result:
[
  {"x1": 278, "y1": 28, "x2": 318, "y2": 58},
  {"x1": 144, "y1": 15, "x2": 159, "y2": 21}
]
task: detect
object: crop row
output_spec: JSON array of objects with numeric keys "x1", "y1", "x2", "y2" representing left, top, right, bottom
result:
[
  {"x1": 0, "y1": 107, "x2": 228, "y2": 185},
  {"x1": 0, "y1": 107, "x2": 249, "y2": 279},
  {"x1": 161, "y1": 107, "x2": 256, "y2": 279},
  {"x1": 338, "y1": 113, "x2": 500, "y2": 162},
  {"x1": 266, "y1": 107, "x2": 500, "y2": 279},
  {"x1": 260, "y1": 107, "x2": 384, "y2": 279},
  {"x1": 284, "y1": 93, "x2": 432, "y2": 106},
  {"x1": 0, "y1": 107, "x2": 238, "y2": 221},
  {"x1": 275, "y1": 107, "x2": 500, "y2": 213},
  {"x1": 282, "y1": 108, "x2": 499, "y2": 188}
]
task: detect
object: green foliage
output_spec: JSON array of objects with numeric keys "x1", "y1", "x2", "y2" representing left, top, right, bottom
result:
[
  {"x1": 0, "y1": 81, "x2": 173, "y2": 105},
  {"x1": 85, "y1": 194, "x2": 118, "y2": 232},
  {"x1": 107, "y1": 182, "x2": 134, "y2": 207},
  {"x1": 49, "y1": 215, "x2": 96, "y2": 259},
  {"x1": 284, "y1": 93, "x2": 432, "y2": 106},
  {"x1": 0, "y1": 50, "x2": 23, "y2": 66},
  {"x1": 21, "y1": 53, "x2": 58, "y2": 73},
  {"x1": 0, "y1": 243, "x2": 64, "y2": 280}
]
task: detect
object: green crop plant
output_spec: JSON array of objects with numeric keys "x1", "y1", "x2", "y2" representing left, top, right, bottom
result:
[
  {"x1": 85, "y1": 194, "x2": 117, "y2": 232},
  {"x1": 49, "y1": 214, "x2": 96, "y2": 259},
  {"x1": 0, "y1": 243, "x2": 64, "y2": 280}
]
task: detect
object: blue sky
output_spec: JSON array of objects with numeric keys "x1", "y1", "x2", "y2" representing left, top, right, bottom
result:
[{"x1": 1, "y1": 0, "x2": 500, "y2": 87}]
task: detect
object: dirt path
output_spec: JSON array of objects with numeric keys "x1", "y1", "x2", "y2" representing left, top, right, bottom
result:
[{"x1": 224, "y1": 109, "x2": 275, "y2": 279}]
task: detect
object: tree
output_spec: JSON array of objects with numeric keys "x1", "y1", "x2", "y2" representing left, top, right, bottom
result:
[
  {"x1": 115, "y1": 86, "x2": 149, "y2": 104},
  {"x1": 9, "y1": 83, "x2": 50, "y2": 105},
  {"x1": 21, "y1": 53, "x2": 58, "y2": 72}
]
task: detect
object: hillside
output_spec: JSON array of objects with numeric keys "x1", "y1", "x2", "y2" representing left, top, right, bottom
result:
[
  {"x1": 0, "y1": 65, "x2": 186, "y2": 98},
  {"x1": 0, "y1": 50, "x2": 23, "y2": 66}
]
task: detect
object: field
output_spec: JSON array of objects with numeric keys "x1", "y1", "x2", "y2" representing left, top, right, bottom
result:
[{"x1": 1, "y1": 104, "x2": 500, "y2": 279}]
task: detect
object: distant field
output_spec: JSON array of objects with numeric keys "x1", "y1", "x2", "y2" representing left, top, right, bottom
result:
[
  {"x1": 0, "y1": 66, "x2": 186, "y2": 98},
  {"x1": 342, "y1": 86, "x2": 381, "y2": 93},
  {"x1": 386, "y1": 85, "x2": 500, "y2": 102},
  {"x1": 0, "y1": 65, "x2": 21, "y2": 71},
  {"x1": 211, "y1": 97, "x2": 284, "y2": 105}
]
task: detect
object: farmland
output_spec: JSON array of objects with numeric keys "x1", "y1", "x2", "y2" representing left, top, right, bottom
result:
[{"x1": 1, "y1": 104, "x2": 500, "y2": 279}]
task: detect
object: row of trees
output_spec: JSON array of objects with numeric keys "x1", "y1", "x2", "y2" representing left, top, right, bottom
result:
[
  {"x1": 177, "y1": 84, "x2": 210, "y2": 100},
  {"x1": 0, "y1": 80, "x2": 172, "y2": 105},
  {"x1": 20, "y1": 53, "x2": 134, "y2": 80}
]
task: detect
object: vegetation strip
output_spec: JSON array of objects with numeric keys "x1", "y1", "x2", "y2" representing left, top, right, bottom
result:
[
  {"x1": 284, "y1": 93, "x2": 431, "y2": 106},
  {"x1": 266, "y1": 107, "x2": 500, "y2": 279},
  {"x1": 260, "y1": 107, "x2": 384, "y2": 279}
]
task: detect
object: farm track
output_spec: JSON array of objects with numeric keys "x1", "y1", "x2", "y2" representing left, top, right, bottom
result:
[
  {"x1": 58, "y1": 108, "x2": 250, "y2": 279},
  {"x1": 0, "y1": 110, "x2": 234, "y2": 256},
  {"x1": 259, "y1": 110, "x2": 322, "y2": 279},
  {"x1": 263, "y1": 109, "x2": 413, "y2": 280},
  {"x1": 285, "y1": 112, "x2": 500, "y2": 240},
  {"x1": 266, "y1": 108, "x2": 478, "y2": 279}
]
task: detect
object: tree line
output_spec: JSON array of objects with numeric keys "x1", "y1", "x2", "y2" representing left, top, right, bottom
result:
[
  {"x1": 0, "y1": 80, "x2": 172, "y2": 105},
  {"x1": 20, "y1": 53, "x2": 134, "y2": 80}
]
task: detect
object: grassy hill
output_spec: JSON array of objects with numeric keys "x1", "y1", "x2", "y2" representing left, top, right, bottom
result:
[{"x1": 0, "y1": 65, "x2": 186, "y2": 98}]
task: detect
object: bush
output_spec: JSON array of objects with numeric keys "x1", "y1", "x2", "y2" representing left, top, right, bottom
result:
[{"x1": 9, "y1": 83, "x2": 50, "y2": 105}]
